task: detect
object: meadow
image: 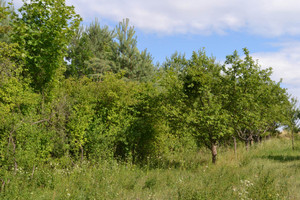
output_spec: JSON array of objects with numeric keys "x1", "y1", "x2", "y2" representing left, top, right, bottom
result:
[{"x1": 0, "y1": 136, "x2": 299, "y2": 200}]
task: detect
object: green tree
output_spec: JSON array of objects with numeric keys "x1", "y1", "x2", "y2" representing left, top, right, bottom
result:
[
  {"x1": 285, "y1": 98, "x2": 300, "y2": 150},
  {"x1": 252, "y1": 79, "x2": 289, "y2": 142},
  {"x1": 159, "y1": 53, "x2": 189, "y2": 137},
  {"x1": 223, "y1": 48, "x2": 289, "y2": 149},
  {"x1": 183, "y1": 50, "x2": 232, "y2": 163},
  {"x1": 0, "y1": 0, "x2": 13, "y2": 43},
  {"x1": 0, "y1": 3, "x2": 41, "y2": 172},
  {"x1": 64, "y1": 77, "x2": 95, "y2": 160},
  {"x1": 85, "y1": 73, "x2": 140, "y2": 161},
  {"x1": 67, "y1": 18, "x2": 155, "y2": 82},
  {"x1": 224, "y1": 49, "x2": 262, "y2": 148},
  {"x1": 66, "y1": 20, "x2": 116, "y2": 78},
  {"x1": 114, "y1": 18, "x2": 154, "y2": 81},
  {"x1": 11, "y1": 0, "x2": 81, "y2": 93}
]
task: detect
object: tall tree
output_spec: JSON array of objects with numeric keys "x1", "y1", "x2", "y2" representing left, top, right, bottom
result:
[
  {"x1": 223, "y1": 48, "x2": 289, "y2": 149},
  {"x1": 0, "y1": 2, "x2": 40, "y2": 172},
  {"x1": 67, "y1": 18, "x2": 155, "y2": 81},
  {"x1": 285, "y1": 98, "x2": 300, "y2": 150},
  {"x1": 0, "y1": 0, "x2": 13, "y2": 43},
  {"x1": 11, "y1": 0, "x2": 81, "y2": 93},
  {"x1": 114, "y1": 18, "x2": 154, "y2": 81},
  {"x1": 66, "y1": 20, "x2": 116, "y2": 78},
  {"x1": 183, "y1": 50, "x2": 232, "y2": 163}
]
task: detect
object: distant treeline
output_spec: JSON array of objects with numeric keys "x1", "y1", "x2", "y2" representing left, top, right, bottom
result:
[{"x1": 0, "y1": 0, "x2": 299, "y2": 174}]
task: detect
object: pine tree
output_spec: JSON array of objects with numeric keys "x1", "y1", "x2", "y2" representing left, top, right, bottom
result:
[
  {"x1": 114, "y1": 18, "x2": 154, "y2": 81},
  {"x1": 66, "y1": 20, "x2": 116, "y2": 78}
]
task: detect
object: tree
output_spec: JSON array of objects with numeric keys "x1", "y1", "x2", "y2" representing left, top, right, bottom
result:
[
  {"x1": 223, "y1": 48, "x2": 290, "y2": 149},
  {"x1": 285, "y1": 98, "x2": 300, "y2": 150},
  {"x1": 0, "y1": 2, "x2": 40, "y2": 172},
  {"x1": 67, "y1": 18, "x2": 155, "y2": 81},
  {"x1": 11, "y1": 0, "x2": 81, "y2": 93},
  {"x1": 85, "y1": 73, "x2": 140, "y2": 161},
  {"x1": 64, "y1": 77, "x2": 95, "y2": 160},
  {"x1": 0, "y1": 0, "x2": 13, "y2": 43},
  {"x1": 159, "y1": 52, "x2": 189, "y2": 136},
  {"x1": 66, "y1": 20, "x2": 116, "y2": 78},
  {"x1": 183, "y1": 50, "x2": 232, "y2": 163},
  {"x1": 252, "y1": 79, "x2": 289, "y2": 141},
  {"x1": 114, "y1": 18, "x2": 154, "y2": 81}
]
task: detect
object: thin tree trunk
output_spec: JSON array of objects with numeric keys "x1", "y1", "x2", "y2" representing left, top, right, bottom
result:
[
  {"x1": 8, "y1": 130, "x2": 18, "y2": 174},
  {"x1": 245, "y1": 140, "x2": 249, "y2": 151},
  {"x1": 254, "y1": 135, "x2": 260, "y2": 143},
  {"x1": 292, "y1": 130, "x2": 295, "y2": 150},
  {"x1": 233, "y1": 137, "x2": 237, "y2": 159},
  {"x1": 211, "y1": 143, "x2": 217, "y2": 164},
  {"x1": 80, "y1": 145, "x2": 84, "y2": 162},
  {"x1": 31, "y1": 165, "x2": 36, "y2": 179},
  {"x1": 249, "y1": 135, "x2": 253, "y2": 146}
]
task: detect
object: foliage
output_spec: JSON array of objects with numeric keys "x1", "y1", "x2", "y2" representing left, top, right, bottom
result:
[
  {"x1": 0, "y1": 0, "x2": 298, "y2": 187},
  {"x1": 284, "y1": 98, "x2": 300, "y2": 132},
  {"x1": 114, "y1": 18, "x2": 155, "y2": 81},
  {"x1": 223, "y1": 48, "x2": 290, "y2": 147},
  {"x1": 11, "y1": 0, "x2": 81, "y2": 93},
  {"x1": 0, "y1": 2, "x2": 42, "y2": 172},
  {"x1": 0, "y1": 0, "x2": 13, "y2": 43},
  {"x1": 66, "y1": 20, "x2": 116, "y2": 78},
  {"x1": 66, "y1": 18, "x2": 155, "y2": 81},
  {"x1": 183, "y1": 50, "x2": 232, "y2": 163},
  {"x1": 0, "y1": 138, "x2": 297, "y2": 199}
]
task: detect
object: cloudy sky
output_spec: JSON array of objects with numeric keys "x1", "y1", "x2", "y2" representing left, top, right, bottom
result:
[{"x1": 14, "y1": 0, "x2": 300, "y2": 100}]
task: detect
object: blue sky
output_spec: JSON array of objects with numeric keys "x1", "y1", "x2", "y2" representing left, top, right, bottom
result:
[{"x1": 14, "y1": 0, "x2": 300, "y2": 100}]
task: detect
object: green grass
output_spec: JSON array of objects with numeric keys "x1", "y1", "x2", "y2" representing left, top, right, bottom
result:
[{"x1": 0, "y1": 137, "x2": 299, "y2": 200}]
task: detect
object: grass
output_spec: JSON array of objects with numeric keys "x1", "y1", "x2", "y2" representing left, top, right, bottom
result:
[{"x1": 0, "y1": 137, "x2": 299, "y2": 200}]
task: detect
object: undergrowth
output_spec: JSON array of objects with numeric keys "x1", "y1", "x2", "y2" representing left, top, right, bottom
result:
[{"x1": 0, "y1": 137, "x2": 299, "y2": 200}]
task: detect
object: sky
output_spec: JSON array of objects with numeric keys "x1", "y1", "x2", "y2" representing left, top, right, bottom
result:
[{"x1": 13, "y1": 0, "x2": 300, "y2": 100}]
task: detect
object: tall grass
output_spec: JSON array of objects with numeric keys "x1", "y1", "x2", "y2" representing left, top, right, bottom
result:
[{"x1": 0, "y1": 137, "x2": 299, "y2": 200}]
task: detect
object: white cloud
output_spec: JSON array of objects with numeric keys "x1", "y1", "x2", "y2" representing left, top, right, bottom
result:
[
  {"x1": 253, "y1": 42, "x2": 300, "y2": 100},
  {"x1": 12, "y1": 0, "x2": 300, "y2": 36},
  {"x1": 62, "y1": 0, "x2": 300, "y2": 36}
]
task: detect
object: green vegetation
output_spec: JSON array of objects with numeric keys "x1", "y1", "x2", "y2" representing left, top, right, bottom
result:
[
  {"x1": 0, "y1": 137, "x2": 299, "y2": 199},
  {"x1": 1, "y1": 0, "x2": 300, "y2": 199}
]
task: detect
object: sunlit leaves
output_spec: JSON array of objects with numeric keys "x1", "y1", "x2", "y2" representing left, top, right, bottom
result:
[{"x1": 11, "y1": 0, "x2": 81, "y2": 93}]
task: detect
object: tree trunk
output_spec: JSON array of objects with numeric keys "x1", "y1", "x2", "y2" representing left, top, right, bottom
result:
[
  {"x1": 254, "y1": 135, "x2": 260, "y2": 143},
  {"x1": 8, "y1": 130, "x2": 18, "y2": 174},
  {"x1": 245, "y1": 140, "x2": 249, "y2": 151},
  {"x1": 211, "y1": 143, "x2": 217, "y2": 164},
  {"x1": 233, "y1": 137, "x2": 237, "y2": 159},
  {"x1": 80, "y1": 145, "x2": 84, "y2": 162},
  {"x1": 249, "y1": 135, "x2": 253, "y2": 146},
  {"x1": 292, "y1": 130, "x2": 295, "y2": 150}
]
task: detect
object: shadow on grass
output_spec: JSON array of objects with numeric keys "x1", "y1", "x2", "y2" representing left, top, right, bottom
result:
[{"x1": 261, "y1": 155, "x2": 300, "y2": 162}]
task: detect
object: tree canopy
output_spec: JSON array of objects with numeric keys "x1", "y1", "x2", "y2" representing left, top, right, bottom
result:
[{"x1": 0, "y1": 0, "x2": 297, "y2": 173}]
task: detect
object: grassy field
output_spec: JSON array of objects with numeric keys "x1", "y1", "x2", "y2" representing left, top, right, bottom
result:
[{"x1": 0, "y1": 136, "x2": 299, "y2": 200}]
